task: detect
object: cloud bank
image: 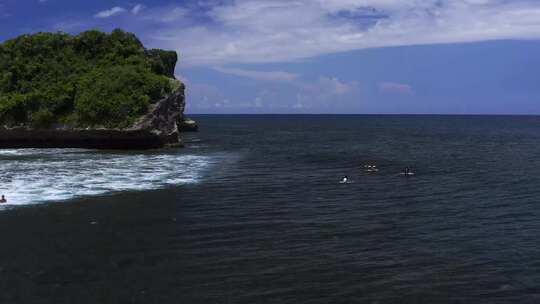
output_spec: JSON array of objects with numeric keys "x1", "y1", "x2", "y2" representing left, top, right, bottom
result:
[
  {"x1": 74, "y1": 0, "x2": 540, "y2": 66},
  {"x1": 118, "y1": 0, "x2": 540, "y2": 65},
  {"x1": 214, "y1": 67, "x2": 299, "y2": 82}
]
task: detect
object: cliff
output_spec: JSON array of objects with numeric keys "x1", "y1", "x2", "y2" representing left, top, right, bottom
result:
[
  {"x1": 0, "y1": 29, "x2": 197, "y2": 149},
  {"x1": 0, "y1": 82, "x2": 196, "y2": 149}
]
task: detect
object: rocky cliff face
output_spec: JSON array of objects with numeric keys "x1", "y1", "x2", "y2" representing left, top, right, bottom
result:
[
  {"x1": 131, "y1": 81, "x2": 186, "y2": 147},
  {"x1": 0, "y1": 81, "x2": 197, "y2": 149}
]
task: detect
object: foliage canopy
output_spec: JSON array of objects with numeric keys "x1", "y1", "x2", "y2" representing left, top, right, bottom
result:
[{"x1": 0, "y1": 29, "x2": 178, "y2": 128}]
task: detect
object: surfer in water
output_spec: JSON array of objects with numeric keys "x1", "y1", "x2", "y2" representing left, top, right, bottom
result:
[
  {"x1": 0, "y1": 195, "x2": 6, "y2": 203},
  {"x1": 401, "y1": 167, "x2": 414, "y2": 176},
  {"x1": 364, "y1": 164, "x2": 379, "y2": 173},
  {"x1": 340, "y1": 176, "x2": 349, "y2": 184}
]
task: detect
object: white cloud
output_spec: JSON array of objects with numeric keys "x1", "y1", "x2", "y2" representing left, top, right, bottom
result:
[
  {"x1": 318, "y1": 77, "x2": 355, "y2": 95},
  {"x1": 214, "y1": 67, "x2": 299, "y2": 81},
  {"x1": 140, "y1": 6, "x2": 188, "y2": 23},
  {"x1": 301, "y1": 76, "x2": 359, "y2": 96},
  {"x1": 379, "y1": 82, "x2": 414, "y2": 95},
  {"x1": 135, "y1": 0, "x2": 540, "y2": 66},
  {"x1": 94, "y1": 6, "x2": 126, "y2": 18},
  {"x1": 176, "y1": 75, "x2": 227, "y2": 111},
  {"x1": 132, "y1": 4, "x2": 145, "y2": 15},
  {"x1": 296, "y1": 76, "x2": 361, "y2": 110}
]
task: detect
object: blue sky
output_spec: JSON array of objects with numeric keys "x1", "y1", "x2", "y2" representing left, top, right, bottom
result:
[{"x1": 2, "y1": 0, "x2": 540, "y2": 114}]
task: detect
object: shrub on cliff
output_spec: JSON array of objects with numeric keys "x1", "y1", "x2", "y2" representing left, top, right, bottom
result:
[{"x1": 0, "y1": 29, "x2": 178, "y2": 128}]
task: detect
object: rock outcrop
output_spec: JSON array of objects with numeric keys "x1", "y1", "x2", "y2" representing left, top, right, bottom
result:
[
  {"x1": 0, "y1": 81, "x2": 196, "y2": 149},
  {"x1": 0, "y1": 29, "x2": 198, "y2": 149},
  {"x1": 180, "y1": 118, "x2": 199, "y2": 132}
]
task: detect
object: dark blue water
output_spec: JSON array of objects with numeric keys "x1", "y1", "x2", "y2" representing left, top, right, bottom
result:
[{"x1": 1, "y1": 115, "x2": 540, "y2": 303}]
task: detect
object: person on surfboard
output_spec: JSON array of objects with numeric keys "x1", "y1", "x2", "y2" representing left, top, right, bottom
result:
[{"x1": 401, "y1": 167, "x2": 414, "y2": 176}]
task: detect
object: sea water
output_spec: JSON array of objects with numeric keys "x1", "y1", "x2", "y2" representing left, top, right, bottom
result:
[{"x1": 1, "y1": 115, "x2": 540, "y2": 303}]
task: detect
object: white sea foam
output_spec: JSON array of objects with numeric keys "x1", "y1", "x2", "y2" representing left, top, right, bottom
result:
[{"x1": 0, "y1": 149, "x2": 218, "y2": 207}]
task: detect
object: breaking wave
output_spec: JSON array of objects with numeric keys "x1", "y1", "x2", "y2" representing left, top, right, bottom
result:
[{"x1": 0, "y1": 149, "x2": 217, "y2": 207}]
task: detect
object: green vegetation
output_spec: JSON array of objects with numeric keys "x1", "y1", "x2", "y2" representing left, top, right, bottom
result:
[{"x1": 0, "y1": 29, "x2": 178, "y2": 128}]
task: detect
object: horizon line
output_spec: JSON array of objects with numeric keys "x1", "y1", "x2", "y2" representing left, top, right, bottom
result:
[{"x1": 186, "y1": 113, "x2": 540, "y2": 116}]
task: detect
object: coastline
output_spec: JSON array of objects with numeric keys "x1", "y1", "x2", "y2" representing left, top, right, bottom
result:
[{"x1": 0, "y1": 128, "x2": 182, "y2": 149}]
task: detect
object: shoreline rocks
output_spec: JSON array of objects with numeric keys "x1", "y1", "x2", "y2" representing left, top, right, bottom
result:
[{"x1": 180, "y1": 118, "x2": 198, "y2": 132}]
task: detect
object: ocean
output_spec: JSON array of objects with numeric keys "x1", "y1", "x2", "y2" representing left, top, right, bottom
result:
[{"x1": 1, "y1": 115, "x2": 540, "y2": 303}]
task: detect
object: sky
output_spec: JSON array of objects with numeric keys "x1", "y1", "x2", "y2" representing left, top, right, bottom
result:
[{"x1": 1, "y1": 0, "x2": 540, "y2": 114}]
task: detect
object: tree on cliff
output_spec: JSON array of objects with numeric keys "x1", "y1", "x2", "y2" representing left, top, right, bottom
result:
[{"x1": 0, "y1": 29, "x2": 179, "y2": 128}]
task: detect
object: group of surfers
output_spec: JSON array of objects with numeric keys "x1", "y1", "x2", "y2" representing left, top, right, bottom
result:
[
  {"x1": 340, "y1": 164, "x2": 415, "y2": 183},
  {"x1": 0, "y1": 165, "x2": 416, "y2": 202}
]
